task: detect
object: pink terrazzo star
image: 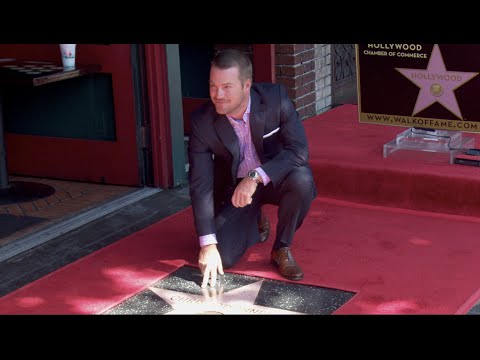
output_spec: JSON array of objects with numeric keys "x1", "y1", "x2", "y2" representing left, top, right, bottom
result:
[{"x1": 396, "y1": 44, "x2": 478, "y2": 119}]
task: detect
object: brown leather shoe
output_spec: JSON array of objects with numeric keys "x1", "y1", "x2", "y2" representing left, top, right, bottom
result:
[
  {"x1": 258, "y1": 211, "x2": 270, "y2": 243},
  {"x1": 271, "y1": 247, "x2": 304, "y2": 281}
]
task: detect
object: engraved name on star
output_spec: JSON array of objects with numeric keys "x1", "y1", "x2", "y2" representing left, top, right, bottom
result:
[
  {"x1": 149, "y1": 280, "x2": 303, "y2": 315},
  {"x1": 396, "y1": 44, "x2": 479, "y2": 120}
]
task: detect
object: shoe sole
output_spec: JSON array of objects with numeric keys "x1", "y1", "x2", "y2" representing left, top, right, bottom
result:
[{"x1": 285, "y1": 274, "x2": 304, "y2": 281}]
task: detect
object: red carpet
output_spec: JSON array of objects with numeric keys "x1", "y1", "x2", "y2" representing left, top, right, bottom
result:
[
  {"x1": 1, "y1": 201, "x2": 480, "y2": 314},
  {"x1": 1, "y1": 104, "x2": 480, "y2": 314},
  {"x1": 306, "y1": 105, "x2": 480, "y2": 217}
]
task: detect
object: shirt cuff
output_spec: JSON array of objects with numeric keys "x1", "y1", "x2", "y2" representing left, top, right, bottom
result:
[
  {"x1": 255, "y1": 167, "x2": 271, "y2": 185},
  {"x1": 199, "y1": 233, "x2": 218, "y2": 247}
]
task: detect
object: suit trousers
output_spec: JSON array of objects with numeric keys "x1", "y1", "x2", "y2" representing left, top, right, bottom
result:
[{"x1": 214, "y1": 165, "x2": 317, "y2": 268}]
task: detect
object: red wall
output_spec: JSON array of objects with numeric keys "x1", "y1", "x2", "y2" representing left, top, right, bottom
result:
[{"x1": 0, "y1": 44, "x2": 141, "y2": 185}]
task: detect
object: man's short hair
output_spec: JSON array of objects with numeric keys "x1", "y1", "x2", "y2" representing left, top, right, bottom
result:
[{"x1": 212, "y1": 49, "x2": 253, "y2": 84}]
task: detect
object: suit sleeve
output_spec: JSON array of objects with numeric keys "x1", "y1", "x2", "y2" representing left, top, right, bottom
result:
[
  {"x1": 260, "y1": 84, "x2": 310, "y2": 185},
  {"x1": 188, "y1": 115, "x2": 217, "y2": 237}
]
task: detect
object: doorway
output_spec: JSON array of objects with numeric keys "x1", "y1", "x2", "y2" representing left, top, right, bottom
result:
[
  {"x1": 332, "y1": 44, "x2": 358, "y2": 106},
  {"x1": 179, "y1": 44, "x2": 214, "y2": 135}
]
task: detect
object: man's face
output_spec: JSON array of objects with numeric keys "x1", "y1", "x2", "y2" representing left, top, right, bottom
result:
[{"x1": 209, "y1": 65, "x2": 251, "y2": 117}]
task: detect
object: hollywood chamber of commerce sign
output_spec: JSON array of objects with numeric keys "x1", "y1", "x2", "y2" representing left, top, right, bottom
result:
[{"x1": 357, "y1": 44, "x2": 480, "y2": 133}]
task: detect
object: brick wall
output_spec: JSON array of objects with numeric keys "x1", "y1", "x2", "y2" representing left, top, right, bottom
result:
[
  {"x1": 314, "y1": 44, "x2": 332, "y2": 114},
  {"x1": 275, "y1": 44, "x2": 332, "y2": 120}
]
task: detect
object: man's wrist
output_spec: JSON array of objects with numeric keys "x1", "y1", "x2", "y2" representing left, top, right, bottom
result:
[
  {"x1": 202, "y1": 243, "x2": 217, "y2": 248},
  {"x1": 245, "y1": 177, "x2": 260, "y2": 185}
]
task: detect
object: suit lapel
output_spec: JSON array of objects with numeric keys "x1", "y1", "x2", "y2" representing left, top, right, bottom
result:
[
  {"x1": 214, "y1": 113, "x2": 240, "y2": 182},
  {"x1": 249, "y1": 90, "x2": 266, "y2": 162}
]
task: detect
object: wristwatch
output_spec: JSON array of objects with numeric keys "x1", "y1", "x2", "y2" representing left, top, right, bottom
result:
[{"x1": 247, "y1": 169, "x2": 261, "y2": 184}]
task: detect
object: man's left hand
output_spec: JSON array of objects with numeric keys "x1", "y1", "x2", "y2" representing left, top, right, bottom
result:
[{"x1": 231, "y1": 178, "x2": 258, "y2": 208}]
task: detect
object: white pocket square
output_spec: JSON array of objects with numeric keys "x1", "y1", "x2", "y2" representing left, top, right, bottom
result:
[{"x1": 263, "y1": 127, "x2": 280, "y2": 138}]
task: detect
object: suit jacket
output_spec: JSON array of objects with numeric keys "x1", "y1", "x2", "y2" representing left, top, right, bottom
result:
[{"x1": 188, "y1": 83, "x2": 311, "y2": 237}]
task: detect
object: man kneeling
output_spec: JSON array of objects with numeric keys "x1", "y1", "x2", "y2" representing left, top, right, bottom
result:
[{"x1": 188, "y1": 49, "x2": 317, "y2": 288}]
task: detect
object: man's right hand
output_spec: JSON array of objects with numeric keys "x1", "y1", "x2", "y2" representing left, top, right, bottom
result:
[{"x1": 198, "y1": 244, "x2": 224, "y2": 288}]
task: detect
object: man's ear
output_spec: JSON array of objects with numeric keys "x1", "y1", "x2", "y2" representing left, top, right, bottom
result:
[{"x1": 244, "y1": 78, "x2": 252, "y2": 91}]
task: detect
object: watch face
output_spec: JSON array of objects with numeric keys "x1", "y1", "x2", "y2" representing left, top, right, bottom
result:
[
  {"x1": 248, "y1": 170, "x2": 258, "y2": 178},
  {"x1": 248, "y1": 170, "x2": 260, "y2": 183}
]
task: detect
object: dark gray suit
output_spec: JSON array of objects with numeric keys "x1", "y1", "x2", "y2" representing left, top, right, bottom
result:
[{"x1": 188, "y1": 83, "x2": 317, "y2": 267}]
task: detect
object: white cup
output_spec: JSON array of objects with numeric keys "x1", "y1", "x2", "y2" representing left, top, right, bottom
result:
[{"x1": 59, "y1": 44, "x2": 76, "y2": 70}]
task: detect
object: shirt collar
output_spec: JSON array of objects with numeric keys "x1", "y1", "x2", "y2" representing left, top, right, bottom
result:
[
  {"x1": 227, "y1": 94, "x2": 251, "y2": 123},
  {"x1": 245, "y1": 94, "x2": 251, "y2": 116}
]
